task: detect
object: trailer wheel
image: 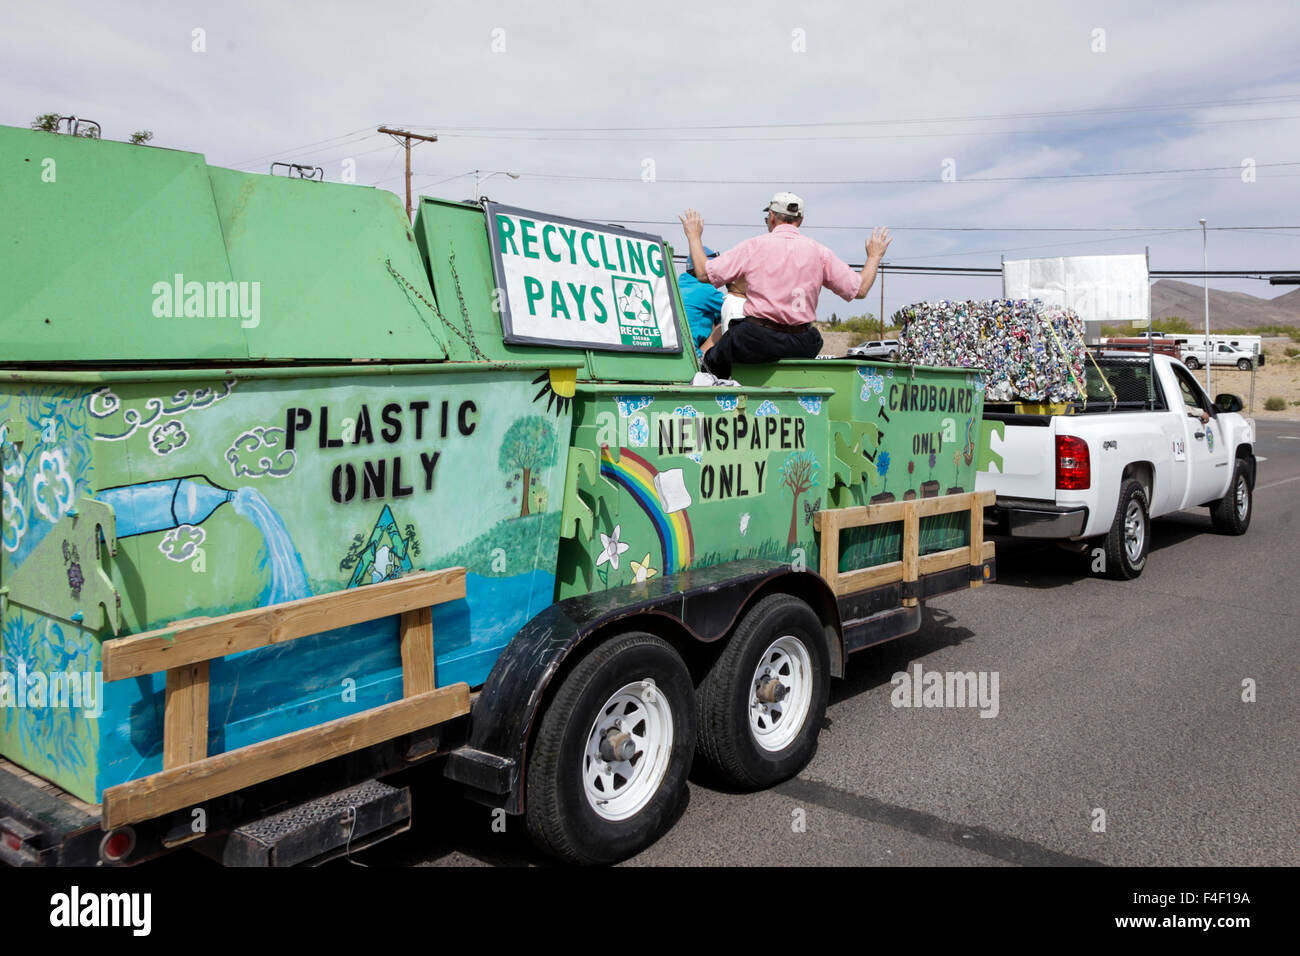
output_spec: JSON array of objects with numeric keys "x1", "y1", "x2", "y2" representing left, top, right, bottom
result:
[
  {"x1": 696, "y1": 593, "x2": 829, "y2": 789},
  {"x1": 525, "y1": 632, "x2": 696, "y2": 865},
  {"x1": 1185, "y1": 356, "x2": 1200, "y2": 370},
  {"x1": 1103, "y1": 478, "x2": 1149, "y2": 580},
  {"x1": 1210, "y1": 458, "x2": 1252, "y2": 535}
]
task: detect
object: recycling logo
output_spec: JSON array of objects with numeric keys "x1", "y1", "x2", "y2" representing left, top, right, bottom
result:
[{"x1": 612, "y1": 275, "x2": 662, "y2": 348}]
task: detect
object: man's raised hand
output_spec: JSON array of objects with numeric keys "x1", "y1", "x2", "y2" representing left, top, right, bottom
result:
[
  {"x1": 679, "y1": 208, "x2": 704, "y2": 240},
  {"x1": 866, "y1": 226, "x2": 892, "y2": 260}
]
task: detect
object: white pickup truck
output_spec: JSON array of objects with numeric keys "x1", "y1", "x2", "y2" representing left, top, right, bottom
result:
[{"x1": 975, "y1": 353, "x2": 1256, "y2": 578}]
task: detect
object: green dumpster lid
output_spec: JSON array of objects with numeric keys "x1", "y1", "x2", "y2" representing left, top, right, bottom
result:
[{"x1": 0, "y1": 125, "x2": 447, "y2": 365}]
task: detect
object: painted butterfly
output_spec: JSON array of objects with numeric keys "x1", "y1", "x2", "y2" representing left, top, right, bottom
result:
[{"x1": 803, "y1": 496, "x2": 822, "y2": 525}]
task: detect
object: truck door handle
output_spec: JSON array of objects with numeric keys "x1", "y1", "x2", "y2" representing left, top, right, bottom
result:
[{"x1": 1194, "y1": 431, "x2": 1205, "y2": 439}]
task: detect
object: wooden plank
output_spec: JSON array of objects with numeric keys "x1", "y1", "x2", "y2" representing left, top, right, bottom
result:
[
  {"x1": 102, "y1": 683, "x2": 471, "y2": 829},
  {"x1": 103, "y1": 568, "x2": 466, "y2": 681},
  {"x1": 912, "y1": 494, "x2": 976, "y2": 518},
  {"x1": 918, "y1": 547, "x2": 972, "y2": 575},
  {"x1": 902, "y1": 501, "x2": 920, "y2": 607},
  {"x1": 163, "y1": 662, "x2": 209, "y2": 770},
  {"x1": 399, "y1": 606, "x2": 435, "y2": 697},
  {"x1": 835, "y1": 561, "x2": 904, "y2": 595},
  {"x1": 969, "y1": 492, "x2": 987, "y2": 589}
]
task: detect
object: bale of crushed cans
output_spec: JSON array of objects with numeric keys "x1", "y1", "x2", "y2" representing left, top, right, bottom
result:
[{"x1": 896, "y1": 299, "x2": 1088, "y2": 403}]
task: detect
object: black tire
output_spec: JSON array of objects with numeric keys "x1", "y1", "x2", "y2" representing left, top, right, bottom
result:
[
  {"x1": 1103, "y1": 478, "x2": 1150, "y2": 580},
  {"x1": 1237, "y1": 358, "x2": 1251, "y2": 371},
  {"x1": 524, "y1": 632, "x2": 696, "y2": 865},
  {"x1": 1185, "y1": 356, "x2": 1200, "y2": 370},
  {"x1": 696, "y1": 593, "x2": 830, "y2": 789},
  {"x1": 1210, "y1": 458, "x2": 1252, "y2": 535},
  {"x1": 888, "y1": 350, "x2": 899, "y2": 362}
]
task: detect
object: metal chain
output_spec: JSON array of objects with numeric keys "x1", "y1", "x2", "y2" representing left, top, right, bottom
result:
[
  {"x1": 447, "y1": 252, "x2": 487, "y2": 361},
  {"x1": 384, "y1": 258, "x2": 488, "y2": 361}
]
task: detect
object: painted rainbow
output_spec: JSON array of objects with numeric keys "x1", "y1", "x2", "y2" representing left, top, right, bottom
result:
[{"x1": 600, "y1": 447, "x2": 695, "y2": 573}]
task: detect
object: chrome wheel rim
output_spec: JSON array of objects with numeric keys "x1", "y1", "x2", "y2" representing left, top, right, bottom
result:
[
  {"x1": 1124, "y1": 500, "x2": 1145, "y2": 563},
  {"x1": 1235, "y1": 476, "x2": 1249, "y2": 521}
]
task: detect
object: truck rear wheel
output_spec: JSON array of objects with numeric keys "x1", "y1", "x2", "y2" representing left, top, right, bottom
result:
[
  {"x1": 1210, "y1": 458, "x2": 1252, "y2": 535},
  {"x1": 525, "y1": 632, "x2": 696, "y2": 865},
  {"x1": 1236, "y1": 358, "x2": 1252, "y2": 371},
  {"x1": 696, "y1": 594, "x2": 829, "y2": 789},
  {"x1": 1184, "y1": 356, "x2": 1200, "y2": 370},
  {"x1": 1103, "y1": 478, "x2": 1149, "y2": 580}
]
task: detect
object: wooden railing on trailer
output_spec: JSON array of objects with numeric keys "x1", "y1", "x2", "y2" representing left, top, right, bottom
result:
[
  {"x1": 814, "y1": 490, "x2": 995, "y2": 602},
  {"x1": 98, "y1": 568, "x2": 470, "y2": 829}
]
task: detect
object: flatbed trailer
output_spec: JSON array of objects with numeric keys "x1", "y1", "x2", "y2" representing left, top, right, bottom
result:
[{"x1": 0, "y1": 124, "x2": 997, "y2": 865}]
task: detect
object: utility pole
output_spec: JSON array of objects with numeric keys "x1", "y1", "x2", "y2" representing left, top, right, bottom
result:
[
  {"x1": 377, "y1": 127, "x2": 438, "y2": 221},
  {"x1": 1199, "y1": 218, "x2": 1211, "y2": 393},
  {"x1": 879, "y1": 261, "x2": 886, "y2": 337}
]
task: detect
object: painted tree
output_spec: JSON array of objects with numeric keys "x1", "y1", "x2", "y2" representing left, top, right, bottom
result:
[
  {"x1": 779, "y1": 451, "x2": 819, "y2": 547},
  {"x1": 498, "y1": 415, "x2": 558, "y2": 517}
]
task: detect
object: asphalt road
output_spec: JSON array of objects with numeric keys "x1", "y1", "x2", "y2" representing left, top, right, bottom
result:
[{"x1": 336, "y1": 419, "x2": 1300, "y2": 867}]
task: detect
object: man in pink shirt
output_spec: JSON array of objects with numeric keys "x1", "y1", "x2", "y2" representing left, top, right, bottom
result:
[{"x1": 679, "y1": 193, "x2": 891, "y2": 378}]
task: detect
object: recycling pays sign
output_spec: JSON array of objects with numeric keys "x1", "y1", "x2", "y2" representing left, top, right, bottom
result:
[{"x1": 484, "y1": 202, "x2": 682, "y2": 353}]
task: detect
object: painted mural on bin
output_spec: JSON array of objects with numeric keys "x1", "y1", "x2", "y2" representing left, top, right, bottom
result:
[
  {"x1": 558, "y1": 392, "x2": 830, "y2": 597},
  {"x1": 0, "y1": 369, "x2": 570, "y2": 802}
]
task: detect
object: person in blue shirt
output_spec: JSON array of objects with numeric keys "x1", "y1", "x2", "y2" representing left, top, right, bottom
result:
[{"x1": 678, "y1": 246, "x2": 724, "y2": 354}]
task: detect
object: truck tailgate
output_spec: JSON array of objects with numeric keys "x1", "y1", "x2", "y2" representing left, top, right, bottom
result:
[{"x1": 976, "y1": 416, "x2": 1057, "y2": 501}]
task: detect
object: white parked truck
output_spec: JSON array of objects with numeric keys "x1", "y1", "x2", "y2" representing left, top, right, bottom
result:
[
  {"x1": 976, "y1": 353, "x2": 1256, "y2": 578},
  {"x1": 1180, "y1": 341, "x2": 1257, "y2": 371}
]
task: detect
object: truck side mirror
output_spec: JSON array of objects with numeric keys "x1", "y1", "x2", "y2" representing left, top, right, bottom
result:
[{"x1": 1214, "y1": 393, "x2": 1244, "y2": 413}]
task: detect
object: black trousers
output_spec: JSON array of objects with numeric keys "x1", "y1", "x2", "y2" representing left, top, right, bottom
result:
[{"x1": 702, "y1": 318, "x2": 823, "y2": 379}]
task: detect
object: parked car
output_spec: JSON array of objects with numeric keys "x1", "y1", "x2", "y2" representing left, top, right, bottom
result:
[{"x1": 847, "y1": 338, "x2": 900, "y2": 361}]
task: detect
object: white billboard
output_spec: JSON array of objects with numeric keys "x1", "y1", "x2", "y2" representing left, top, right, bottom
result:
[
  {"x1": 484, "y1": 202, "x2": 682, "y2": 352},
  {"x1": 1002, "y1": 254, "x2": 1150, "y2": 327}
]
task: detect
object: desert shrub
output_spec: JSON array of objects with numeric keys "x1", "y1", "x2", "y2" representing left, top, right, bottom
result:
[{"x1": 1263, "y1": 396, "x2": 1287, "y2": 411}]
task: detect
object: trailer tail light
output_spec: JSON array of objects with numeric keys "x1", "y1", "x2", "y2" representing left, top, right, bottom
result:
[
  {"x1": 0, "y1": 816, "x2": 39, "y2": 864},
  {"x1": 1056, "y1": 435, "x2": 1091, "y2": 490},
  {"x1": 100, "y1": 827, "x2": 136, "y2": 863}
]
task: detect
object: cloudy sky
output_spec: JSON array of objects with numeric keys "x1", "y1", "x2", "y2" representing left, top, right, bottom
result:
[{"x1": 4, "y1": 0, "x2": 1298, "y2": 320}]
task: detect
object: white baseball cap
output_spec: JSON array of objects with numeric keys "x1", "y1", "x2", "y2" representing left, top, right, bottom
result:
[{"x1": 762, "y1": 191, "x2": 804, "y2": 217}]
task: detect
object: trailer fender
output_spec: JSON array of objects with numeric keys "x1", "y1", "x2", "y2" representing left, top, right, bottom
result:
[{"x1": 444, "y1": 559, "x2": 840, "y2": 812}]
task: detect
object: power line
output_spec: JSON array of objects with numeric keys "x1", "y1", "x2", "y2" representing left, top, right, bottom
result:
[
  {"x1": 431, "y1": 113, "x2": 1300, "y2": 144},
  {"x1": 226, "y1": 126, "x2": 378, "y2": 169},
  {"x1": 509, "y1": 160, "x2": 1300, "y2": 186},
  {"x1": 592, "y1": 219, "x2": 1300, "y2": 233},
  {"x1": 399, "y1": 92, "x2": 1300, "y2": 133}
]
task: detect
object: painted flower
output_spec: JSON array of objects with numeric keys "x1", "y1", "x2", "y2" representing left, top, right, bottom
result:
[
  {"x1": 755, "y1": 400, "x2": 780, "y2": 417},
  {"x1": 714, "y1": 395, "x2": 739, "y2": 412},
  {"x1": 159, "y1": 524, "x2": 206, "y2": 563},
  {"x1": 616, "y1": 395, "x2": 654, "y2": 418},
  {"x1": 797, "y1": 396, "x2": 823, "y2": 415},
  {"x1": 596, "y1": 524, "x2": 631, "y2": 570},
  {"x1": 31, "y1": 449, "x2": 74, "y2": 523},
  {"x1": 876, "y1": 450, "x2": 891, "y2": 478},
  {"x1": 627, "y1": 415, "x2": 649, "y2": 447},
  {"x1": 2, "y1": 481, "x2": 26, "y2": 553},
  {"x1": 630, "y1": 554, "x2": 658, "y2": 583},
  {"x1": 149, "y1": 420, "x2": 188, "y2": 456}
]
